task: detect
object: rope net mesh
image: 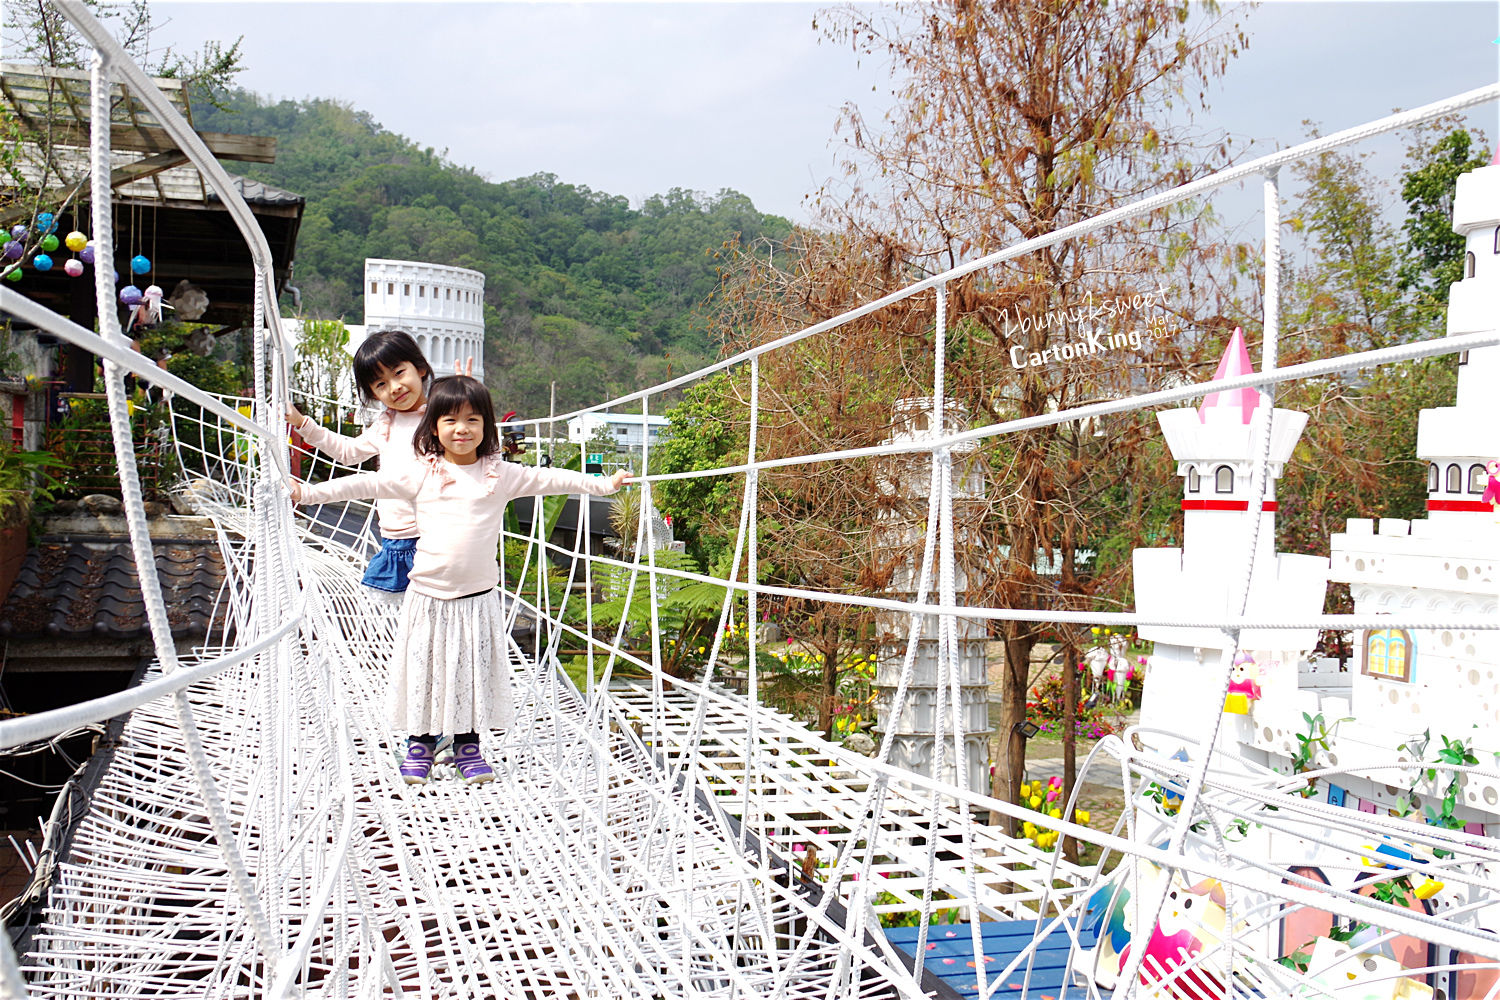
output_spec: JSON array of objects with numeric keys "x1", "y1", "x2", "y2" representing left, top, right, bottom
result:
[{"x1": 1, "y1": 5, "x2": 1499, "y2": 997}]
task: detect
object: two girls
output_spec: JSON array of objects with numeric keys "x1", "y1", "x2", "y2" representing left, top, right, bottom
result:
[{"x1": 293, "y1": 376, "x2": 628, "y2": 784}]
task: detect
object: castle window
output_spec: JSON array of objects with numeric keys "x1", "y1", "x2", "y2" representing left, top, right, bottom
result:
[
  {"x1": 1493, "y1": 226, "x2": 1499, "y2": 253},
  {"x1": 369, "y1": 281, "x2": 377, "y2": 294},
  {"x1": 1460, "y1": 350, "x2": 1470, "y2": 366},
  {"x1": 1471, "y1": 464, "x2": 1487, "y2": 494},
  {"x1": 404, "y1": 283, "x2": 411, "y2": 296},
  {"x1": 1362, "y1": 628, "x2": 1413, "y2": 683},
  {"x1": 1447, "y1": 464, "x2": 1462, "y2": 493},
  {"x1": 1215, "y1": 465, "x2": 1234, "y2": 494},
  {"x1": 1188, "y1": 468, "x2": 1200, "y2": 493},
  {"x1": 1466, "y1": 251, "x2": 1476, "y2": 278},
  {"x1": 387, "y1": 282, "x2": 394, "y2": 295},
  {"x1": 1428, "y1": 463, "x2": 1438, "y2": 492},
  {"x1": 418, "y1": 285, "x2": 425, "y2": 297}
]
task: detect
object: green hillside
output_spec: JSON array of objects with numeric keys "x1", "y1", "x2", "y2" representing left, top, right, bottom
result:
[{"x1": 192, "y1": 92, "x2": 793, "y2": 416}]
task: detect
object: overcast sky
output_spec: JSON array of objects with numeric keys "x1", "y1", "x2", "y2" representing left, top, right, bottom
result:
[{"x1": 122, "y1": 1, "x2": 1500, "y2": 227}]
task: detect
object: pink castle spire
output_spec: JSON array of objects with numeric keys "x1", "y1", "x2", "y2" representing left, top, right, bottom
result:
[{"x1": 1197, "y1": 327, "x2": 1261, "y2": 425}]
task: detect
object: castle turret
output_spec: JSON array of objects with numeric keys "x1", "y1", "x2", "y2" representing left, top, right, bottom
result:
[{"x1": 1132, "y1": 331, "x2": 1329, "y2": 748}]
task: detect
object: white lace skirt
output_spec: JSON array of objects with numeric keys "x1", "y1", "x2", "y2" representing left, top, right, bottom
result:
[{"x1": 389, "y1": 589, "x2": 513, "y2": 735}]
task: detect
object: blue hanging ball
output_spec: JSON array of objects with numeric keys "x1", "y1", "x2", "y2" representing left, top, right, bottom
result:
[
  {"x1": 9, "y1": 225, "x2": 26, "y2": 241},
  {"x1": 37, "y1": 212, "x2": 55, "y2": 234},
  {"x1": 78, "y1": 245, "x2": 95, "y2": 265},
  {"x1": 33, "y1": 253, "x2": 52, "y2": 271},
  {"x1": 119, "y1": 285, "x2": 142, "y2": 306},
  {"x1": 130, "y1": 254, "x2": 150, "y2": 275},
  {"x1": 2, "y1": 241, "x2": 22, "y2": 261}
]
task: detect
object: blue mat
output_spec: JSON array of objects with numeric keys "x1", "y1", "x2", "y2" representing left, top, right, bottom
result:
[{"x1": 884, "y1": 920, "x2": 1096, "y2": 998}]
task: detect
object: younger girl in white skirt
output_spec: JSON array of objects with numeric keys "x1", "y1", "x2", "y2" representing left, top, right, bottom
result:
[{"x1": 293, "y1": 375, "x2": 628, "y2": 784}]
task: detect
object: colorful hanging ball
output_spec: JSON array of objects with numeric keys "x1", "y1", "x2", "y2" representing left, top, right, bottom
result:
[
  {"x1": 36, "y1": 212, "x2": 54, "y2": 232},
  {"x1": 144, "y1": 284, "x2": 162, "y2": 299},
  {"x1": 64, "y1": 231, "x2": 86, "y2": 252},
  {"x1": 4, "y1": 267, "x2": 20, "y2": 282},
  {"x1": 32, "y1": 254, "x2": 52, "y2": 271},
  {"x1": 78, "y1": 245, "x2": 94, "y2": 264},
  {"x1": 2, "y1": 241, "x2": 22, "y2": 261},
  {"x1": 38, "y1": 234, "x2": 58, "y2": 252},
  {"x1": 63, "y1": 258, "x2": 83, "y2": 277},
  {"x1": 119, "y1": 285, "x2": 142, "y2": 306},
  {"x1": 9, "y1": 225, "x2": 26, "y2": 241},
  {"x1": 130, "y1": 254, "x2": 150, "y2": 275}
]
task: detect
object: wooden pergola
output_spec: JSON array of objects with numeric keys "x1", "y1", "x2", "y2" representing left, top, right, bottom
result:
[{"x1": 0, "y1": 63, "x2": 303, "y2": 390}]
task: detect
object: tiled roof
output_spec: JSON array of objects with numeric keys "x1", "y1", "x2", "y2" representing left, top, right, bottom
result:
[{"x1": 0, "y1": 538, "x2": 225, "y2": 640}]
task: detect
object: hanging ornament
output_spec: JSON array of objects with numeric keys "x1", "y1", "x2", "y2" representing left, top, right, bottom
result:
[
  {"x1": 130, "y1": 254, "x2": 150, "y2": 275},
  {"x1": 32, "y1": 254, "x2": 52, "y2": 271},
  {"x1": 78, "y1": 244, "x2": 94, "y2": 265},
  {"x1": 36, "y1": 212, "x2": 54, "y2": 234},
  {"x1": 4, "y1": 268, "x2": 20, "y2": 282},
  {"x1": 64, "y1": 231, "x2": 86, "y2": 252},
  {"x1": 9, "y1": 225, "x2": 26, "y2": 241},
  {"x1": 119, "y1": 285, "x2": 142, "y2": 306},
  {"x1": 2, "y1": 241, "x2": 22, "y2": 260},
  {"x1": 139, "y1": 284, "x2": 171, "y2": 325},
  {"x1": 63, "y1": 259, "x2": 83, "y2": 277},
  {"x1": 38, "y1": 234, "x2": 58, "y2": 252}
]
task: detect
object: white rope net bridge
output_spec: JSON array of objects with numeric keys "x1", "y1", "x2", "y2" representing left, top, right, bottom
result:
[{"x1": 2, "y1": 4, "x2": 1500, "y2": 997}]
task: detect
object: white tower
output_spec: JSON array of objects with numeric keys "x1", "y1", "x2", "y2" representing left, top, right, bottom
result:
[
  {"x1": 1416, "y1": 164, "x2": 1500, "y2": 522},
  {"x1": 361, "y1": 259, "x2": 486, "y2": 378},
  {"x1": 1327, "y1": 163, "x2": 1500, "y2": 771},
  {"x1": 1133, "y1": 330, "x2": 1329, "y2": 745}
]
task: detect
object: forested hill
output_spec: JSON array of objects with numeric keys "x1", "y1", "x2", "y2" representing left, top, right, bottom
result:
[{"x1": 191, "y1": 91, "x2": 794, "y2": 416}]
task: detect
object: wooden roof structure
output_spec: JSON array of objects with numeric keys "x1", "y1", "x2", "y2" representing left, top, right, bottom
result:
[{"x1": 0, "y1": 63, "x2": 302, "y2": 329}]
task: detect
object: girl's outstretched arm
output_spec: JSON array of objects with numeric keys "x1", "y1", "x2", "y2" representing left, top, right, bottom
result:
[
  {"x1": 503, "y1": 463, "x2": 631, "y2": 500},
  {"x1": 291, "y1": 466, "x2": 423, "y2": 507},
  {"x1": 288, "y1": 407, "x2": 381, "y2": 465}
]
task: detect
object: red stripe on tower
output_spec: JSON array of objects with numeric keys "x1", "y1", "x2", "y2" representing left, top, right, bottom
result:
[{"x1": 1181, "y1": 500, "x2": 1279, "y2": 512}]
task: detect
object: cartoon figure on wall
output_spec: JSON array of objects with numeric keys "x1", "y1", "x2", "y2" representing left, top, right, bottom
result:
[
  {"x1": 1117, "y1": 871, "x2": 1231, "y2": 1000},
  {"x1": 1224, "y1": 652, "x2": 1262, "y2": 715},
  {"x1": 1483, "y1": 459, "x2": 1500, "y2": 514}
]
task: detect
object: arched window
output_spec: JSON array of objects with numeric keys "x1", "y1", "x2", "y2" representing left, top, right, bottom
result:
[
  {"x1": 1188, "y1": 468, "x2": 1201, "y2": 493},
  {"x1": 1466, "y1": 251, "x2": 1476, "y2": 278},
  {"x1": 1215, "y1": 466, "x2": 1234, "y2": 493},
  {"x1": 1470, "y1": 464, "x2": 1488, "y2": 494},
  {"x1": 1493, "y1": 226, "x2": 1499, "y2": 253},
  {"x1": 1428, "y1": 463, "x2": 1438, "y2": 492},
  {"x1": 1447, "y1": 464, "x2": 1463, "y2": 493},
  {"x1": 1362, "y1": 628, "x2": 1414, "y2": 683}
]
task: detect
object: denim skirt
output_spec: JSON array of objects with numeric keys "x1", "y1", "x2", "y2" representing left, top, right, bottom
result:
[{"x1": 362, "y1": 536, "x2": 418, "y2": 593}]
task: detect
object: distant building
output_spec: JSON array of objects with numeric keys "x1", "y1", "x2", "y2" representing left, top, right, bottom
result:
[
  {"x1": 360, "y1": 259, "x2": 485, "y2": 379},
  {"x1": 567, "y1": 412, "x2": 670, "y2": 453}
]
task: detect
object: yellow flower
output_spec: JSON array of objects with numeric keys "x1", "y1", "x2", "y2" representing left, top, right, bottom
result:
[
  {"x1": 1075, "y1": 810, "x2": 1091, "y2": 825},
  {"x1": 1048, "y1": 807, "x2": 1062, "y2": 819},
  {"x1": 1028, "y1": 795, "x2": 1042, "y2": 809}
]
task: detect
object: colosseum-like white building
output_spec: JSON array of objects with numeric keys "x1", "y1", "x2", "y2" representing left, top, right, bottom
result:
[{"x1": 362, "y1": 259, "x2": 485, "y2": 377}]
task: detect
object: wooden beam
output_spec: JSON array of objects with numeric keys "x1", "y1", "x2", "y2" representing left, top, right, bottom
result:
[
  {"x1": 19, "y1": 122, "x2": 276, "y2": 163},
  {"x1": 0, "y1": 151, "x2": 190, "y2": 227}
]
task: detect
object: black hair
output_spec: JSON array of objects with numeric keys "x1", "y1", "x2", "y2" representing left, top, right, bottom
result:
[
  {"x1": 352, "y1": 329, "x2": 432, "y2": 403},
  {"x1": 413, "y1": 376, "x2": 501, "y2": 459}
]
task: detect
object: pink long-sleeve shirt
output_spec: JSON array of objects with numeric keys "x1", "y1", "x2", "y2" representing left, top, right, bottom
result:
[
  {"x1": 295, "y1": 408, "x2": 426, "y2": 539},
  {"x1": 298, "y1": 454, "x2": 618, "y2": 599}
]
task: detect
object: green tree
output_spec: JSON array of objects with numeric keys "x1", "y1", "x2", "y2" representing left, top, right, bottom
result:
[{"x1": 1399, "y1": 124, "x2": 1490, "y2": 319}]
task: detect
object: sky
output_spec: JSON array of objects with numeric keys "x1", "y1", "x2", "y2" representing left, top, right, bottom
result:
[{"x1": 115, "y1": 0, "x2": 1499, "y2": 229}]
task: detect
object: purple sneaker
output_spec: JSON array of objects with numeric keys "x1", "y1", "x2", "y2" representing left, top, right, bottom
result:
[
  {"x1": 400, "y1": 740, "x2": 435, "y2": 785},
  {"x1": 454, "y1": 742, "x2": 494, "y2": 784}
]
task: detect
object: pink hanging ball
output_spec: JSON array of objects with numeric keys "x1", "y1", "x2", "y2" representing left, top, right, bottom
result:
[{"x1": 63, "y1": 259, "x2": 84, "y2": 277}]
